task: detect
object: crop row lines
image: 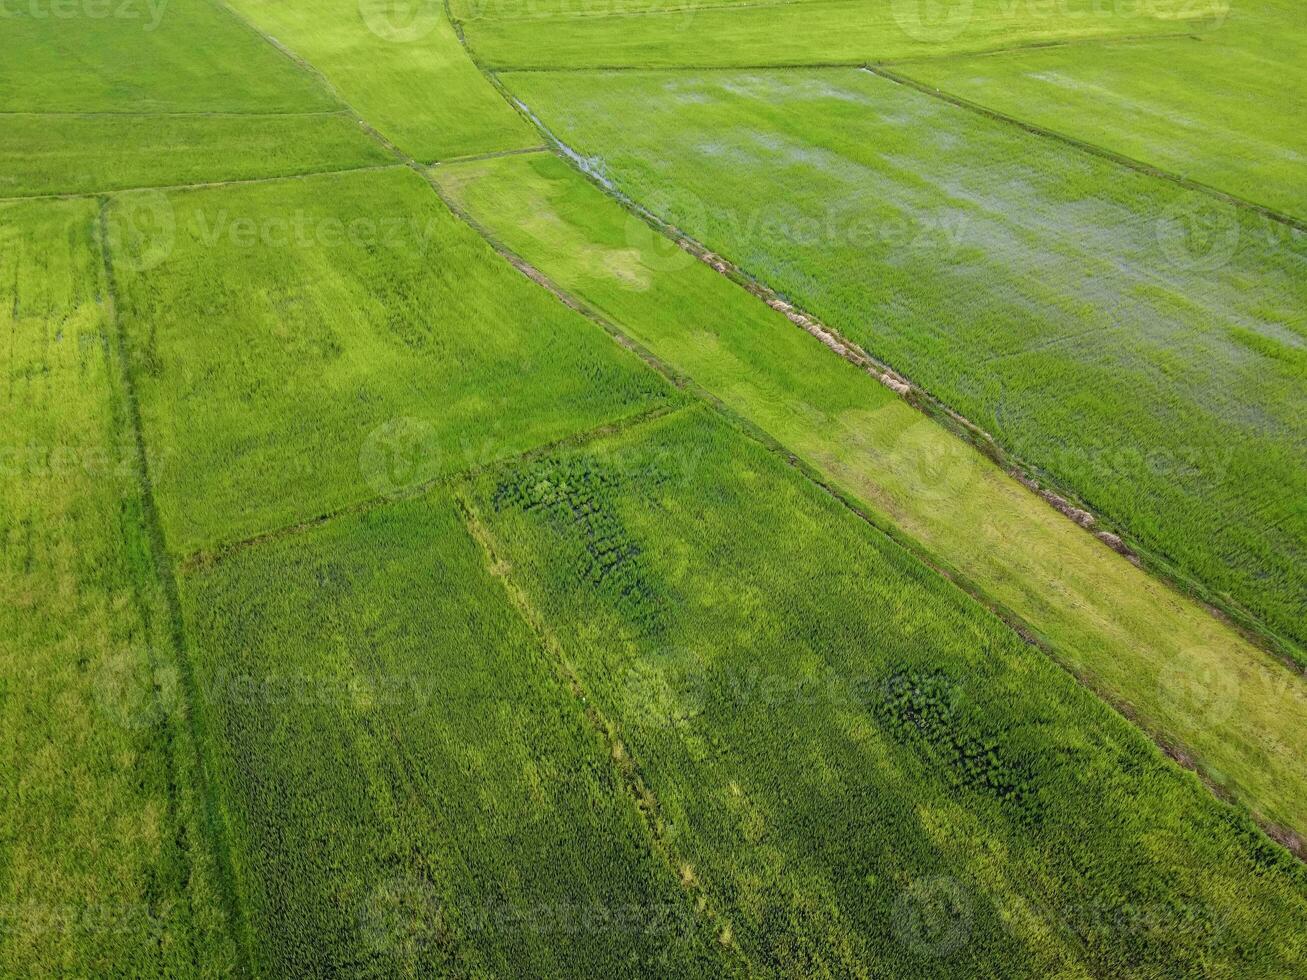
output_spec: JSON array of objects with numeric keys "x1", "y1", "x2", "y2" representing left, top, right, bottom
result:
[
  {"x1": 494, "y1": 74, "x2": 1303, "y2": 670},
  {"x1": 437, "y1": 14, "x2": 1307, "y2": 858},
  {"x1": 0, "y1": 162, "x2": 407, "y2": 204}
]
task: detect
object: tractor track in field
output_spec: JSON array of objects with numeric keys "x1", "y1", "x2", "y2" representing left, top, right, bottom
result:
[
  {"x1": 96, "y1": 201, "x2": 258, "y2": 977},
  {"x1": 457, "y1": 495, "x2": 754, "y2": 970},
  {"x1": 866, "y1": 64, "x2": 1307, "y2": 232}
]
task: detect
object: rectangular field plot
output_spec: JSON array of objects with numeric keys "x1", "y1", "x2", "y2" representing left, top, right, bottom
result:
[
  {"x1": 502, "y1": 66, "x2": 1307, "y2": 653},
  {"x1": 434, "y1": 151, "x2": 1307, "y2": 837},
  {"x1": 176, "y1": 491, "x2": 728, "y2": 977},
  {"x1": 108, "y1": 166, "x2": 677, "y2": 556},
  {"x1": 0, "y1": 200, "x2": 235, "y2": 974},
  {"x1": 462, "y1": 405, "x2": 1307, "y2": 977},
  {"x1": 462, "y1": 0, "x2": 1227, "y2": 69},
  {"x1": 0, "y1": 112, "x2": 392, "y2": 198},
  {"x1": 0, "y1": 0, "x2": 336, "y2": 113},
  {"x1": 226, "y1": 0, "x2": 538, "y2": 161},
  {"x1": 902, "y1": 22, "x2": 1307, "y2": 219}
]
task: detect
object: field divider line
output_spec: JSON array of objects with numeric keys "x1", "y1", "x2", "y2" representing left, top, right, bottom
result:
[
  {"x1": 0, "y1": 108, "x2": 353, "y2": 117},
  {"x1": 873, "y1": 29, "x2": 1203, "y2": 66},
  {"x1": 176, "y1": 401, "x2": 690, "y2": 574},
  {"x1": 435, "y1": 177, "x2": 1307, "y2": 859},
  {"x1": 866, "y1": 64, "x2": 1307, "y2": 232},
  {"x1": 0, "y1": 162, "x2": 409, "y2": 204},
  {"x1": 455, "y1": 491, "x2": 753, "y2": 964},
  {"x1": 431, "y1": 144, "x2": 550, "y2": 167},
  {"x1": 96, "y1": 199, "x2": 258, "y2": 977}
]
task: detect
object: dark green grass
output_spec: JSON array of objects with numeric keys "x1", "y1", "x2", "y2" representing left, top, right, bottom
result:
[
  {"x1": 176, "y1": 490, "x2": 732, "y2": 977},
  {"x1": 0, "y1": 199, "x2": 236, "y2": 974},
  {"x1": 501, "y1": 66, "x2": 1307, "y2": 653},
  {"x1": 0, "y1": 0, "x2": 336, "y2": 113},
  {"x1": 108, "y1": 166, "x2": 679, "y2": 556},
  {"x1": 0, "y1": 112, "x2": 392, "y2": 197},
  {"x1": 465, "y1": 404, "x2": 1307, "y2": 977}
]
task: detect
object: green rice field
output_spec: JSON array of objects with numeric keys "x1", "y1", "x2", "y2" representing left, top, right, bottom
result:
[
  {"x1": 499, "y1": 66, "x2": 1307, "y2": 654},
  {"x1": 4, "y1": 0, "x2": 1304, "y2": 973}
]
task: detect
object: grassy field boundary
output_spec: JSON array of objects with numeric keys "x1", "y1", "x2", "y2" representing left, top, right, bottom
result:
[
  {"x1": 0, "y1": 162, "x2": 407, "y2": 204},
  {"x1": 96, "y1": 201, "x2": 257, "y2": 976},
  {"x1": 177, "y1": 400, "x2": 688, "y2": 574},
  {"x1": 482, "y1": 31, "x2": 1201, "y2": 73},
  {"x1": 868, "y1": 64, "x2": 1307, "y2": 231}
]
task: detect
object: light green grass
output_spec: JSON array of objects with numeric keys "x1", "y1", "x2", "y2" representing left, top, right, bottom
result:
[
  {"x1": 0, "y1": 199, "x2": 236, "y2": 974},
  {"x1": 224, "y1": 0, "x2": 538, "y2": 161},
  {"x1": 464, "y1": 405, "x2": 1307, "y2": 977},
  {"x1": 108, "y1": 166, "x2": 678, "y2": 556},
  {"x1": 900, "y1": 11, "x2": 1307, "y2": 219},
  {"x1": 0, "y1": 112, "x2": 392, "y2": 197},
  {"x1": 499, "y1": 66, "x2": 1307, "y2": 654},
  {"x1": 0, "y1": 0, "x2": 336, "y2": 112},
  {"x1": 177, "y1": 490, "x2": 731, "y2": 976},
  {"x1": 434, "y1": 150, "x2": 1307, "y2": 838},
  {"x1": 461, "y1": 0, "x2": 1227, "y2": 69}
]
